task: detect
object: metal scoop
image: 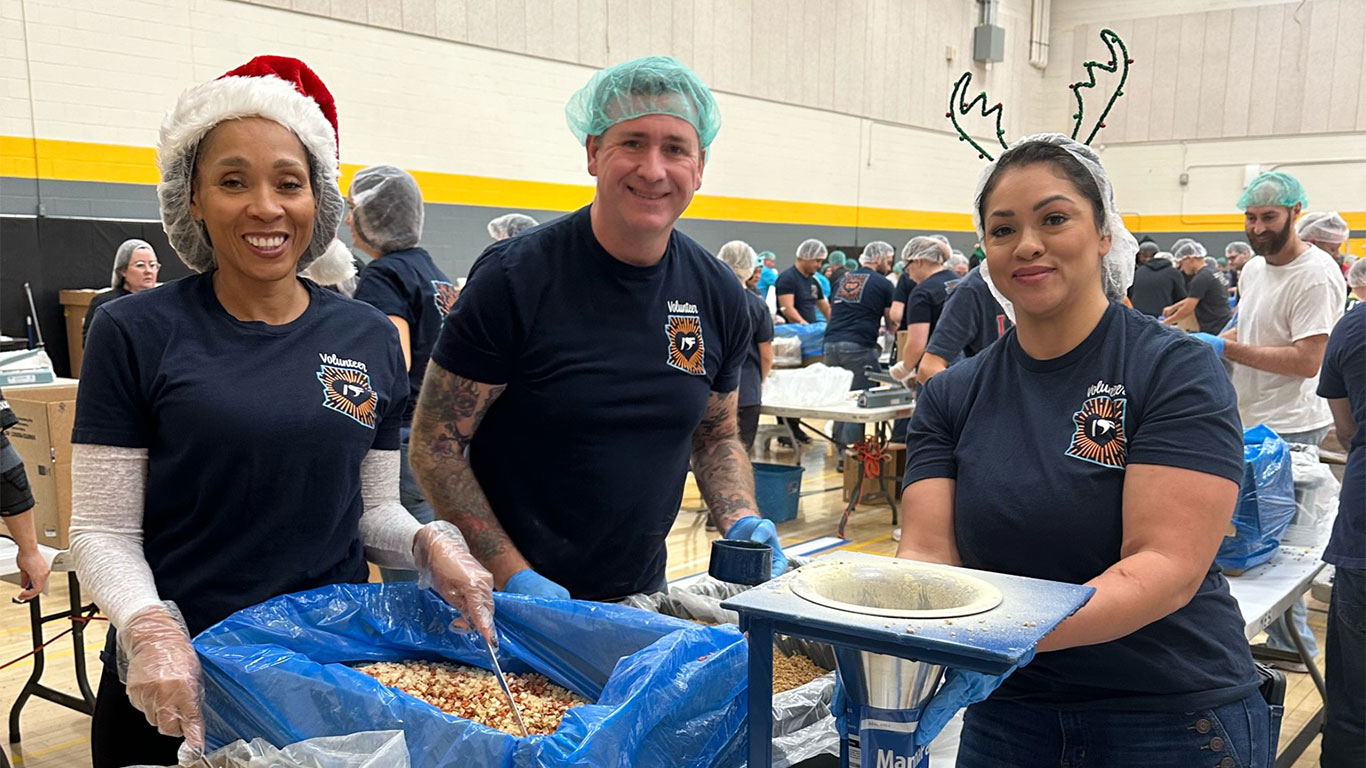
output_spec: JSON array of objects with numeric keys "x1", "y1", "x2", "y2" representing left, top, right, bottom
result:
[{"x1": 484, "y1": 635, "x2": 528, "y2": 737}]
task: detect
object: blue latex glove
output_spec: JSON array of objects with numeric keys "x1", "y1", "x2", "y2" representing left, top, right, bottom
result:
[
  {"x1": 913, "y1": 647, "x2": 1035, "y2": 748},
  {"x1": 503, "y1": 569, "x2": 571, "y2": 599},
  {"x1": 725, "y1": 516, "x2": 788, "y2": 579},
  {"x1": 1190, "y1": 332, "x2": 1225, "y2": 357}
]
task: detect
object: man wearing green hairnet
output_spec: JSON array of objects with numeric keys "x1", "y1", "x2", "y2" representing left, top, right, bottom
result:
[
  {"x1": 1187, "y1": 171, "x2": 1346, "y2": 669},
  {"x1": 410, "y1": 56, "x2": 788, "y2": 602}
]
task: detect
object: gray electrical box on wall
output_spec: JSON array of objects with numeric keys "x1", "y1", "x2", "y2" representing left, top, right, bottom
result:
[{"x1": 973, "y1": 24, "x2": 1005, "y2": 62}]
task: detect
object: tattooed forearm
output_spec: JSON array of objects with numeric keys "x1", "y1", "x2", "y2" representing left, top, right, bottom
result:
[
  {"x1": 691, "y1": 391, "x2": 760, "y2": 532},
  {"x1": 410, "y1": 363, "x2": 528, "y2": 586}
]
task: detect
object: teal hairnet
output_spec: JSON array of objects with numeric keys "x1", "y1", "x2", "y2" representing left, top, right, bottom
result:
[
  {"x1": 827, "y1": 251, "x2": 847, "y2": 268},
  {"x1": 892, "y1": 261, "x2": 905, "y2": 274},
  {"x1": 566, "y1": 56, "x2": 721, "y2": 148},
  {"x1": 1238, "y1": 171, "x2": 1308, "y2": 210}
]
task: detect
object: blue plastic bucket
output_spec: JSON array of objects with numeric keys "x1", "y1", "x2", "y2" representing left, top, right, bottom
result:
[{"x1": 753, "y1": 462, "x2": 804, "y2": 523}]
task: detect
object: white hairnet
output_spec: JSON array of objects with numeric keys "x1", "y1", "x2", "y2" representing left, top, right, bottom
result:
[
  {"x1": 859, "y1": 241, "x2": 894, "y2": 265},
  {"x1": 947, "y1": 252, "x2": 969, "y2": 269},
  {"x1": 1204, "y1": 256, "x2": 1219, "y2": 271},
  {"x1": 1151, "y1": 251, "x2": 1175, "y2": 264},
  {"x1": 1225, "y1": 241, "x2": 1252, "y2": 258},
  {"x1": 349, "y1": 165, "x2": 424, "y2": 253},
  {"x1": 974, "y1": 133, "x2": 1138, "y2": 322},
  {"x1": 717, "y1": 240, "x2": 757, "y2": 283},
  {"x1": 1171, "y1": 238, "x2": 1207, "y2": 261},
  {"x1": 901, "y1": 236, "x2": 949, "y2": 264},
  {"x1": 1347, "y1": 258, "x2": 1366, "y2": 288},
  {"x1": 1296, "y1": 211, "x2": 1349, "y2": 245},
  {"x1": 487, "y1": 213, "x2": 539, "y2": 240},
  {"x1": 112, "y1": 239, "x2": 155, "y2": 289},
  {"x1": 796, "y1": 238, "x2": 827, "y2": 262}
]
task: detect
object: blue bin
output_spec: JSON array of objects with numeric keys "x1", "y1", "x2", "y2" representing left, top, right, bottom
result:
[{"x1": 754, "y1": 462, "x2": 804, "y2": 523}]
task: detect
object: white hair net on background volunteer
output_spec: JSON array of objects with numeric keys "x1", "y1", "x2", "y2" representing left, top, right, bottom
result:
[
  {"x1": 1151, "y1": 251, "x2": 1175, "y2": 264},
  {"x1": 947, "y1": 252, "x2": 969, "y2": 270},
  {"x1": 1225, "y1": 241, "x2": 1253, "y2": 258},
  {"x1": 1348, "y1": 258, "x2": 1366, "y2": 289},
  {"x1": 859, "y1": 241, "x2": 894, "y2": 265},
  {"x1": 348, "y1": 165, "x2": 424, "y2": 254},
  {"x1": 796, "y1": 238, "x2": 827, "y2": 262},
  {"x1": 974, "y1": 133, "x2": 1138, "y2": 322},
  {"x1": 1171, "y1": 238, "x2": 1207, "y2": 261},
  {"x1": 717, "y1": 240, "x2": 757, "y2": 283},
  {"x1": 487, "y1": 213, "x2": 539, "y2": 240},
  {"x1": 1296, "y1": 211, "x2": 1349, "y2": 245},
  {"x1": 111, "y1": 238, "x2": 154, "y2": 289},
  {"x1": 901, "y1": 236, "x2": 949, "y2": 264}
]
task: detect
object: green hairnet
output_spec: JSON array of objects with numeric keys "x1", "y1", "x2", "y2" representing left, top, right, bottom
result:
[
  {"x1": 828, "y1": 251, "x2": 847, "y2": 267},
  {"x1": 892, "y1": 261, "x2": 905, "y2": 274},
  {"x1": 565, "y1": 56, "x2": 721, "y2": 148},
  {"x1": 1238, "y1": 171, "x2": 1308, "y2": 210},
  {"x1": 759, "y1": 251, "x2": 775, "y2": 261}
]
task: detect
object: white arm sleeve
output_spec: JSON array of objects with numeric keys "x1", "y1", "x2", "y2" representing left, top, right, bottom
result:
[
  {"x1": 359, "y1": 449, "x2": 422, "y2": 570},
  {"x1": 69, "y1": 443, "x2": 161, "y2": 629}
]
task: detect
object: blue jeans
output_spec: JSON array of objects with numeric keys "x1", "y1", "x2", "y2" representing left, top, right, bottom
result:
[
  {"x1": 823, "y1": 341, "x2": 883, "y2": 446},
  {"x1": 1264, "y1": 425, "x2": 1331, "y2": 657},
  {"x1": 379, "y1": 427, "x2": 436, "y2": 583},
  {"x1": 957, "y1": 693, "x2": 1272, "y2": 767},
  {"x1": 1323, "y1": 566, "x2": 1365, "y2": 767}
]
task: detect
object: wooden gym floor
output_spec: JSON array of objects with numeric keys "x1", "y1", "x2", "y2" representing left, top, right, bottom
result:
[{"x1": 0, "y1": 418, "x2": 1328, "y2": 766}]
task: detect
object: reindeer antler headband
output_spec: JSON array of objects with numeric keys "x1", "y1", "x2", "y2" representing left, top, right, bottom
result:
[{"x1": 947, "y1": 28, "x2": 1132, "y2": 161}]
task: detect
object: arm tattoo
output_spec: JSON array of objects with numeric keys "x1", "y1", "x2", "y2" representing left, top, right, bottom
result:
[
  {"x1": 409, "y1": 364, "x2": 517, "y2": 569},
  {"x1": 690, "y1": 391, "x2": 760, "y2": 532}
]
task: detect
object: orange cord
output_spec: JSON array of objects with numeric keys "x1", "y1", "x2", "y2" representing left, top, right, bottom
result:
[{"x1": 0, "y1": 613, "x2": 106, "y2": 672}]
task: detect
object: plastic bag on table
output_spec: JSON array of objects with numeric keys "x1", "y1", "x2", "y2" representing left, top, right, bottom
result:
[
  {"x1": 772, "y1": 336, "x2": 803, "y2": 367},
  {"x1": 763, "y1": 364, "x2": 854, "y2": 408},
  {"x1": 1217, "y1": 425, "x2": 1297, "y2": 572},
  {"x1": 193, "y1": 583, "x2": 747, "y2": 768},
  {"x1": 134, "y1": 731, "x2": 409, "y2": 768},
  {"x1": 1282, "y1": 444, "x2": 1340, "y2": 548},
  {"x1": 772, "y1": 321, "x2": 826, "y2": 357}
]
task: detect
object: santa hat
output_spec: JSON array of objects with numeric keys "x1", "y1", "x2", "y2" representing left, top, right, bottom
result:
[{"x1": 156, "y1": 55, "x2": 351, "y2": 280}]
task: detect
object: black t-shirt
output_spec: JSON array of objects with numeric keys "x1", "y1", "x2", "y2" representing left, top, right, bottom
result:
[
  {"x1": 775, "y1": 266, "x2": 823, "y2": 323},
  {"x1": 925, "y1": 267, "x2": 1012, "y2": 360},
  {"x1": 1318, "y1": 305, "x2": 1365, "y2": 569},
  {"x1": 1128, "y1": 259, "x2": 1186, "y2": 317},
  {"x1": 904, "y1": 303, "x2": 1258, "y2": 710},
  {"x1": 824, "y1": 266, "x2": 894, "y2": 346},
  {"x1": 1186, "y1": 265, "x2": 1233, "y2": 335},
  {"x1": 73, "y1": 273, "x2": 407, "y2": 635},
  {"x1": 352, "y1": 247, "x2": 457, "y2": 426},
  {"x1": 431, "y1": 207, "x2": 749, "y2": 600},
  {"x1": 82, "y1": 286, "x2": 132, "y2": 344},
  {"x1": 740, "y1": 290, "x2": 774, "y2": 407},
  {"x1": 893, "y1": 273, "x2": 918, "y2": 330},
  {"x1": 905, "y1": 269, "x2": 957, "y2": 334}
]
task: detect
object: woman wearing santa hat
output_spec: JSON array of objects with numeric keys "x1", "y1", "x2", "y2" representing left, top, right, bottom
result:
[{"x1": 67, "y1": 56, "x2": 496, "y2": 766}]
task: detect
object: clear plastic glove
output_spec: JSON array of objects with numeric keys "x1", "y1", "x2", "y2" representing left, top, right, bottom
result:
[
  {"x1": 725, "y1": 516, "x2": 788, "y2": 579},
  {"x1": 1190, "y1": 332, "x2": 1225, "y2": 357},
  {"x1": 118, "y1": 602, "x2": 204, "y2": 751},
  {"x1": 503, "y1": 569, "x2": 571, "y2": 599},
  {"x1": 14, "y1": 547, "x2": 49, "y2": 602},
  {"x1": 413, "y1": 521, "x2": 497, "y2": 644},
  {"x1": 889, "y1": 360, "x2": 914, "y2": 383},
  {"x1": 912, "y1": 647, "x2": 1035, "y2": 748}
]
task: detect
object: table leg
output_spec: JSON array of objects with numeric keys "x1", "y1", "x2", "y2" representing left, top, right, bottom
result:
[
  {"x1": 8, "y1": 597, "x2": 44, "y2": 743},
  {"x1": 1268, "y1": 610, "x2": 1328, "y2": 768},
  {"x1": 743, "y1": 617, "x2": 775, "y2": 768},
  {"x1": 68, "y1": 573, "x2": 97, "y2": 707}
]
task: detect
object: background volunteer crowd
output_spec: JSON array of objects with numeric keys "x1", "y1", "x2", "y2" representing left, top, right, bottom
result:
[{"x1": 0, "y1": 46, "x2": 1359, "y2": 768}]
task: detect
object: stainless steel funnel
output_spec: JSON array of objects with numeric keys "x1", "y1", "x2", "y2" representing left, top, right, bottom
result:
[{"x1": 835, "y1": 647, "x2": 943, "y2": 710}]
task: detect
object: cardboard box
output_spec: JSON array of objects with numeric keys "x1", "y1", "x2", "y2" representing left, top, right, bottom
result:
[
  {"x1": 841, "y1": 444, "x2": 907, "y2": 504},
  {"x1": 5, "y1": 384, "x2": 78, "y2": 549}
]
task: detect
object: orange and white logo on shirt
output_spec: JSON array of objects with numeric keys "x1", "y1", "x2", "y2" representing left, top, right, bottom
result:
[{"x1": 317, "y1": 353, "x2": 377, "y2": 428}]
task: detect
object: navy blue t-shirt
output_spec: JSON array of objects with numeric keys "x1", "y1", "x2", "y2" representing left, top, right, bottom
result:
[
  {"x1": 904, "y1": 303, "x2": 1258, "y2": 710},
  {"x1": 925, "y1": 267, "x2": 1012, "y2": 360},
  {"x1": 431, "y1": 207, "x2": 749, "y2": 600},
  {"x1": 893, "y1": 273, "x2": 918, "y2": 330},
  {"x1": 905, "y1": 269, "x2": 958, "y2": 334},
  {"x1": 1317, "y1": 304, "x2": 1365, "y2": 569},
  {"x1": 740, "y1": 290, "x2": 774, "y2": 407},
  {"x1": 74, "y1": 273, "x2": 407, "y2": 636},
  {"x1": 824, "y1": 266, "x2": 894, "y2": 346},
  {"x1": 352, "y1": 247, "x2": 456, "y2": 427},
  {"x1": 775, "y1": 265, "x2": 824, "y2": 323}
]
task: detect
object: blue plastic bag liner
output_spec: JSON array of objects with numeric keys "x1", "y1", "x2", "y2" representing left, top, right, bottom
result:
[
  {"x1": 1217, "y1": 425, "x2": 1297, "y2": 571},
  {"x1": 194, "y1": 583, "x2": 749, "y2": 768},
  {"x1": 773, "y1": 321, "x2": 826, "y2": 357}
]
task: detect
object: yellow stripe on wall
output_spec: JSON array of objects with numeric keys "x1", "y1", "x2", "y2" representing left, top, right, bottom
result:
[{"x1": 4, "y1": 136, "x2": 1363, "y2": 234}]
